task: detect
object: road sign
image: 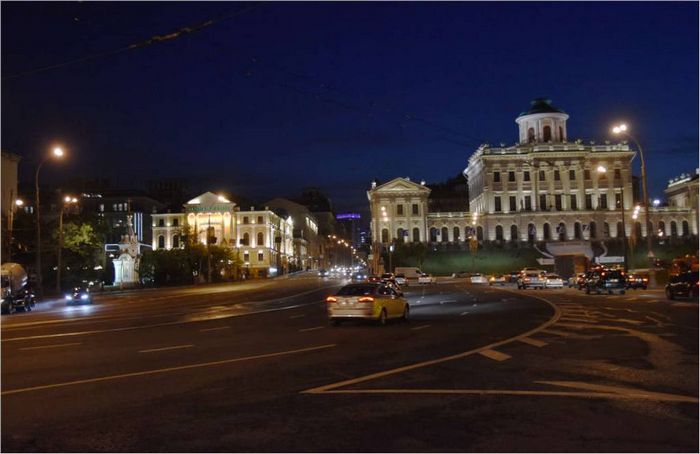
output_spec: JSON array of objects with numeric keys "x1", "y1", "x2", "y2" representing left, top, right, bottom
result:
[
  {"x1": 537, "y1": 258, "x2": 554, "y2": 265},
  {"x1": 595, "y1": 256, "x2": 624, "y2": 264}
]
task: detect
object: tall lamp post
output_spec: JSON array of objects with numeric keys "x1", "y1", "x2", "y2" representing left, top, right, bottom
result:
[
  {"x1": 35, "y1": 146, "x2": 65, "y2": 296},
  {"x1": 612, "y1": 124, "x2": 653, "y2": 259},
  {"x1": 56, "y1": 195, "x2": 78, "y2": 294},
  {"x1": 597, "y1": 165, "x2": 628, "y2": 272}
]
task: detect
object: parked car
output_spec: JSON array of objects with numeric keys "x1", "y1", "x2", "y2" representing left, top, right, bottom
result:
[
  {"x1": 665, "y1": 271, "x2": 699, "y2": 300},
  {"x1": 418, "y1": 273, "x2": 436, "y2": 284},
  {"x1": 326, "y1": 283, "x2": 409, "y2": 326},
  {"x1": 470, "y1": 273, "x2": 488, "y2": 284},
  {"x1": 488, "y1": 275, "x2": 507, "y2": 286},
  {"x1": 626, "y1": 274, "x2": 648, "y2": 290},
  {"x1": 517, "y1": 271, "x2": 545, "y2": 289},
  {"x1": 544, "y1": 273, "x2": 564, "y2": 288},
  {"x1": 395, "y1": 274, "x2": 407, "y2": 286},
  {"x1": 65, "y1": 285, "x2": 93, "y2": 304},
  {"x1": 584, "y1": 268, "x2": 626, "y2": 295}
]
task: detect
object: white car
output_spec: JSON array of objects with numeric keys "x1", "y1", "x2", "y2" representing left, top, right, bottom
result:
[
  {"x1": 470, "y1": 273, "x2": 488, "y2": 284},
  {"x1": 544, "y1": 273, "x2": 564, "y2": 288},
  {"x1": 418, "y1": 273, "x2": 435, "y2": 284},
  {"x1": 395, "y1": 274, "x2": 407, "y2": 286}
]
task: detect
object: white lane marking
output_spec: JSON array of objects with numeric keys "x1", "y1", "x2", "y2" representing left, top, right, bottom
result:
[
  {"x1": 199, "y1": 326, "x2": 230, "y2": 332},
  {"x1": 478, "y1": 348, "x2": 511, "y2": 361},
  {"x1": 302, "y1": 291, "x2": 560, "y2": 394},
  {"x1": 439, "y1": 300, "x2": 457, "y2": 304},
  {"x1": 299, "y1": 326, "x2": 325, "y2": 332},
  {"x1": 518, "y1": 337, "x2": 548, "y2": 347},
  {"x1": 19, "y1": 342, "x2": 82, "y2": 351},
  {"x1": 289, "y1": 314, "x2": 306, "y2": 319},
  {"x1": 139, "y1": 344, "x2": 194, "y2": 353},
  {"x1": 2, "y1": 344, "x2": 337, "y2": 396},
  {"x1": 460, "y1": 311, "x2": 470, "y2": 316},
  {"x1": 411, "y1": 324, "x2": 431, "y2": 331}
]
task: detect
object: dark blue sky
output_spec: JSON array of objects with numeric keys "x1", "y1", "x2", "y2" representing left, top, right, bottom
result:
[{"x1": 3, "y1": 1, "x2": 698, "y2": 213}]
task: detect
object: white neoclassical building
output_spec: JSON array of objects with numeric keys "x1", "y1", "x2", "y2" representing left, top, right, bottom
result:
[
  {"x1": 152, "y1": 192, "x2": 294, "y2": 278},
  {"x1": 369, "y1": 99, "x2": 697, "y2": 255}
]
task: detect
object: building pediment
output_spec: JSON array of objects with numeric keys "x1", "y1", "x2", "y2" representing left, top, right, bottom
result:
[{"x1": 370, "y1": 178, "x2": 431, "y2": 195}]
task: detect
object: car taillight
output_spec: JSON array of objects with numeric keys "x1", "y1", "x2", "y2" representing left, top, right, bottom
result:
[
  {"x1": 643, "y1": 278, "x2": 648, "y2": 281},
  {"x1": 326, "y1": 296, "x2": 337, "y2": 303},
  {"x1": 358, "y1": 296, "x2": 374, "y2": 303}
]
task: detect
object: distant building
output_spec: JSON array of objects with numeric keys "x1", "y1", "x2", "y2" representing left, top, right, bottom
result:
[
  {"x1": 295, "y1": 187, "x2": 337, "y2": 236},
  {"x1": 266, "y1": 198, "x2": 324, "y2": 271},
  {"x1": 1, "y1": 151, "x2": 21, "y2": 220},
  {"x1": 147, "y1": 178, "x2": 192, "y2": 211},
  {"x1": 152, "y1": 192, "x2": 294, "y2": 278},
  {"x1": 336, "y1": 213, "x2": 363, "y2": 248},
  {"x1": 369, "y1": 98, "x2": 697, "y2": 259}
]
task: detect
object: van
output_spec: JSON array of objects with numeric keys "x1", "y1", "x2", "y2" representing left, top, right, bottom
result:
[{"x1": 394, "y1": 267, "x2": 423, "y2": 280}]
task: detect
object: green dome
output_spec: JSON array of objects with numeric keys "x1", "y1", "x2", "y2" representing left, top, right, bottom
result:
[{"x1": 518, "y1": 98, "x2": 566, "y2": 117}]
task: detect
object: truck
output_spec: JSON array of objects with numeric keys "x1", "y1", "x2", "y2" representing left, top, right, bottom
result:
[
  {"x1": 1, "y1": 263, "x2": 36, "y2": 314},
  {"x1": 394, "y1": 267, "x2": 423, "y2": 282}
]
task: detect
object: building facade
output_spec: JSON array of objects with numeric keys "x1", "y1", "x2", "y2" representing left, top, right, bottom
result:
[
  {"x1": 369, "y1": 99, "x2": 697, "y2": 256},
  {"x1": 151, "y1": 192, "x2": 294, "y2": 278}
]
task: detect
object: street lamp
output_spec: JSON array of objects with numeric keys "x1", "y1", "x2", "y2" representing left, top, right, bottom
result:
[
  {"x1": 56, "y1": 195, "x2": 78, "y2": 294},
  {"x1": 612, "y1": 123, "x2": 653, "y2": 258},
  {"x1": 597, "y1": 166, "x2": 628, "y2": 272},
  {"x1": 35, "y1": 145, "x2": 66, "y2": 296}
]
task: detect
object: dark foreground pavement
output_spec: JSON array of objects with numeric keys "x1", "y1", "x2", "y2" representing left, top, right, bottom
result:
[{"x1": 1, "y1": 275, "x2": 697, "y2": 452}]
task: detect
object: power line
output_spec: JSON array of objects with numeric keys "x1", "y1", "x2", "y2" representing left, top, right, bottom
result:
[{"x1": 2, "y1": 2, "x2": 265, "y2": 81}]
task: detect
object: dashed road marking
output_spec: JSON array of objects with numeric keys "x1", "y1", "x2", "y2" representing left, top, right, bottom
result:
[
  {"x1": 139, "y1": 344, "x2": 193, "y2": 353},
  {"x1": 411, "y1": 324, "x2": 431, "y2": 331},
  {"x1": 478, "y1": 349, "x2": 511, "y2": 361},
  {"x1": 518, "y1": 337, "x2": 548, "y2": 347},
  {"x1": 19, "y1": 342, "x2": 82, "y2": 351},
  {"x1": 299, "y1": 326, "x2": 325, "y2": 332},
  {"x1": 199, "y1": 326, "x2": 230, "y2": 332},
  {"x1": 3, "y1": 344, "x2": 337, "y2": 396}
]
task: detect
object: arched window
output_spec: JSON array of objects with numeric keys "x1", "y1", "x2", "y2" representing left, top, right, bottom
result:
[
  {"x1": 495, "y1": 225, "x2": 504, "y2": 241},
  {"x1": 510, "y1": 225, "x2": 518, "y2": 241},
  {"x1": 412, "y1": 228, "x2": 420, "y2": 243},
  {"x1": 543, "y1": 125, "x2": 552, "y2": 142},
  {"x1": 603, "y1": 222, "x2": 610, "y2": 238},
  {"x1": 243, "y1": 232, "x2": 250, "y2": 246},
  {"x1": 173, "y1": 219, "x2": 179, "y2": 227},
  {"x1": 465, "y1": 227, "x2": 470, "y2": 240},
  {"x1": 396, "y1": 228, "x2": 404, "y2": 243},
  {"x1": 477, "y1": 226, "x2": 484, "y2": 241},
  {"x1": 589, "y1": 221, "x2": 597, "y2": 239},
  {"x1": 441, "y1": 227, "x2": 449, "y2": 243},
  {"x1": 527, "y1": 223, "x2": 536, "y2": 243},
  {"x1": 543, "y1": 223, "x2": 551, "y2": 240},
  {"x1": 557, "y1": 222, "x2": 567, "y2": 241},
  {"x1": 172, "y1": 235, "x2": 180, "y2": 249},
  {"x1": 381, "y1": 229, "x2": 389, "y2": 243},
  {"x1": 574, "y1": 222, "x2": 582, "y2": 240},
  {"x1": 658, "y1": 221, "x2": 665, "y2": 237},
  {"x1": 559, "y1": 126, "x2": 564, "y2": 141},
  {"x1": 682, "y1": 220, "x2": 689, "y2": 237},
  {"x1": 527, "y1": 127, "x2": 535, "y2": 143},
  {"x1": 158, "y1": 235, "x2": 165, "y2": 249},
  {"x1": 635, "y1": 222, "x2": 642, "y2": 239},
  {"x1": 670, "y1": 221, "x2": 678, "y2": 237},
  {"x1": 257, "y1": 232, "x2": 264, "y2": 246},
  {"x1": 158, "y1": 219, "x2": 165, "y2": 227},
  {"x1": 453, "y1": 227, "x2": 461, "y2": 242},
  {"x1": 430, "y1": 227, "x2": 438, "y2": 243}
]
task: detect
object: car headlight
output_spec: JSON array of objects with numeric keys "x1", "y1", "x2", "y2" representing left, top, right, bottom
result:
[
  {"x1": 80, "y1": 294, "x2": 89, "y2": 300},
  {"x1": 65, "y1": 294, "x2": 73, "y2": 300}
]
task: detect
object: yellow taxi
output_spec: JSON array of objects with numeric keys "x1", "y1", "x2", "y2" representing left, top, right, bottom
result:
[{"x1": 326, "y1": 283, "x2": 409, "y2": 326}]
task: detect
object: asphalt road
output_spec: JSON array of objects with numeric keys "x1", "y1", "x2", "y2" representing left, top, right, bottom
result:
[{"x1": 1, "y1": 274, "x2": 697, "y2": 452}]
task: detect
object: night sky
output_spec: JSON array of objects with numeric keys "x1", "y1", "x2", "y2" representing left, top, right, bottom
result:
[{"x1": 2, "y1": 1, "x2": 698, "y2": 214}]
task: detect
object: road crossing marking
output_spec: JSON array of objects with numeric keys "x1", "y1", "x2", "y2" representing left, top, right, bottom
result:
[
  {"x1": 3, "y1": 344, "x2": 337, "y2": 396},
  {"x1": 19, "y1": 342, "x2": 82, "y2": 351},
  {"x1": 299, "y1": 326, "x2": 325, "y2": 332},
  {"x1": 411, "y1": 324, "x2": 431, "y2": 331},
  {"x1": 199, "y1": 326, "x2": 230, "y2": 332},
  {"x1": 518, "y1": 337, "x2": 547, "y2": 347},
  {"x1": 478, "y1": 349, "x2": 511, "y2": 361},
  {"x1": 139, "y1": 344, "x2": 193, "y2": 353}
]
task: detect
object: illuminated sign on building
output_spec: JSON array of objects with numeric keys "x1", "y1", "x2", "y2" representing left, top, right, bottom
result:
[{"x1": 336, "y1": 213, "x2": 361, "y2": 220}]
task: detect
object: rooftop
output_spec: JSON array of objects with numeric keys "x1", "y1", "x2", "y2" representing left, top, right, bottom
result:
[{"x1": 518, "y1": 98, "x2": 566, "y2": 117}]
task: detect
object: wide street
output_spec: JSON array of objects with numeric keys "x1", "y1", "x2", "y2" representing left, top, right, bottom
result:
[{"x1": 1, "y1": 273, "x2": 698, "y2": 452}]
